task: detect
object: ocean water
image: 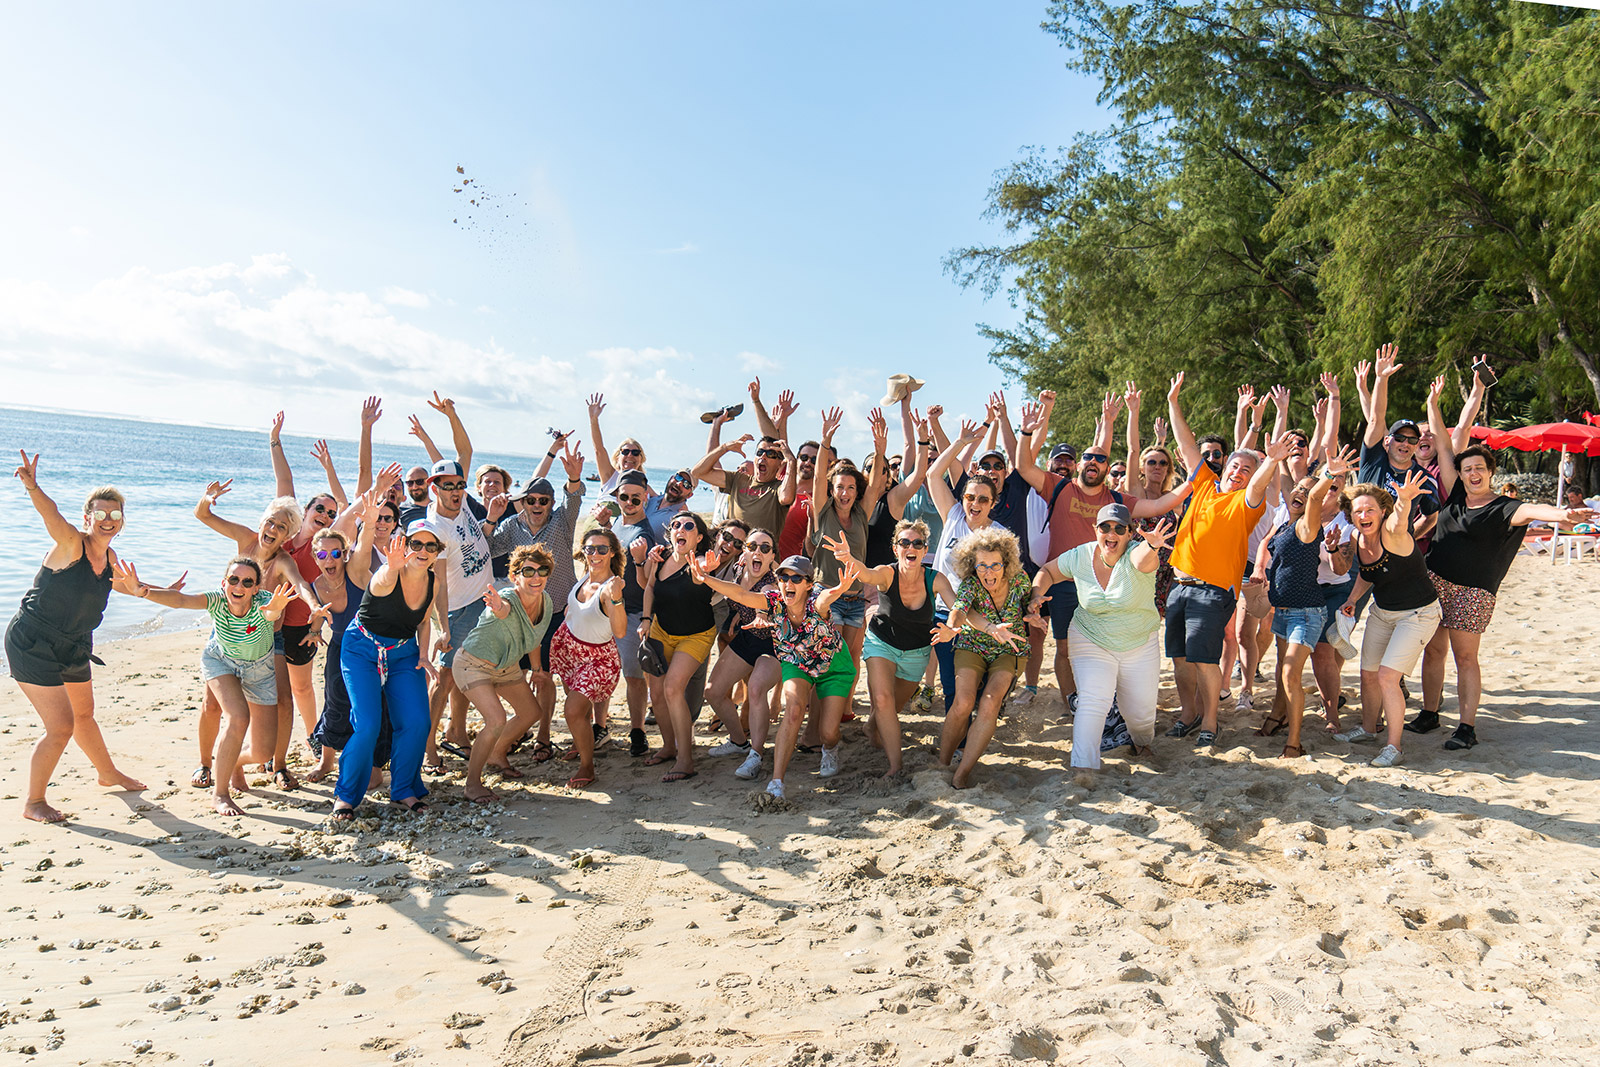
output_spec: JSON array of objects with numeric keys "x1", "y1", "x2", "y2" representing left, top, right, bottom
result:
[{"x1": 0, "y1": 406, "x2": 718, "y2": 658}]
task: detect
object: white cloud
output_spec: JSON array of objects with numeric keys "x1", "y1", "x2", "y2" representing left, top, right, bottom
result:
[
  {"x1": 737, "y1": 350, "x2": 777, "y2": 373},
  {"x1": 0, "y1": 255, "x2": 722, "y2": 461},
  {"x1": 381, "y1": 286, "x2": 431, "y2": 309}
]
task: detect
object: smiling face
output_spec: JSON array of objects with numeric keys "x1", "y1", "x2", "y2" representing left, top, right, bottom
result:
[
  {"x1": 223, "y1": 561, "x2": 261, "y2": 610},
  {"x1": 754, "y1": 442, "x2": 784, "y2": 482},
  {"x1": 1461, "y1": 456, "x2": 1494, "y2": 496},
  {"x1": 831, "y1": 472, "x2": 859, "y2": 512},
  {"x1": 1077, "y1": 450, "x2": 1108, "y2": 488},
  {"x1": 616, "y1": 487, "x2": 646, "y2": 521},
  {"x1": 796, "y1": 446, "x2": 819, "y2": 487},
  {"x1": 313, "y1": 535, "x2": 348, "y2": 578},
  {"x1": 1385, "y1": 427, "x2": 1420, "y2": 468},
  {"x1": 743, "y1": 533, "x2": 776, "y2": 575},
  {"x1": 374, "y1": 504, "x2": 399, "y2": 542},
  {"x1": 258, "y1": 514, "x2": 291, "y2": 553},
  {"x1": 617, "y1": 440, "x2": 645, "y2": 473},
  {"x1": 519, "y1": 490, "x2": 553, "y2": 525},
  {"x1": 1415, "y1": 430, "x2": 1436, "y2": 464},
  {"x1": 477, "y1": 471, "x2": 507, "y2": 500},
  {"x1": 1349, "y1": 493, "x2": 1386, "y2": 539},
  {"x1": 962, "y1": 483, "x2": 994, "y2": 525},
  {"x1": 1094, "y1": 519, "x2": 1131, "y2": 557},
  {"x1": 431, "y1": 475, "x2": 467, "y2": 517},
  {"x1": 512, "y1": 561, "x2": 550, "y2": 597},
  {"x1": 1049, "y1": 453, "x2": 1077, "y2": 479},
  {"x1": 974, "y1": 549, "x2": 1006, "y2": 593},
  {"x1": 668, "y1": 517, "x2": 701, "y2": 556},
  {"x1": 83, "y1": 497, "x2": 125, "y2": 539},
  {"x1": 1287, "y1": 477, "x2": 1315, "y2": 518},
  {"x1": 776, "y1": 570, "x2": 812, "y2": 607},
  {"x1": 1142, "y1": 449, "x2": 1171, "y2": 488},
  {"x1": 894, "y1": 530, "x2": 928, "y2": 566},
  {"x1": 305, "y1": 494, "x2": 337, "y2": 533},
  {"x1": 1220, "y1": 452, "x2": 1259, "y2": 493},
  {"x1": 405, "y1": 467, "x2": 430, "y2": 505}
]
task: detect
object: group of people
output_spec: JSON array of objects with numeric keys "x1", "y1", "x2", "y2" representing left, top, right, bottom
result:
[{"x1": 9, "y1": 357, "x2": 1594, "y2": 824}]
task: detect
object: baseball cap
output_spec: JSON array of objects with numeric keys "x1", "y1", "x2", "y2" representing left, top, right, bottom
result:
[
  {"x1": 404, "y1": 518, "x2": 444, "y2": 540},
  {"x1": 429, "y1": 459, "x2": 465, "y2": 481},
  {"x1": 977, "y1": 449, "x2": 1007, "y2": 466},
  {"x1": 1387, "y1": 419, "x2": 1421, "y2": 437},
  {"x1": 613, "y1": 470, "x2": 650, "y2": 495},
  {"x1": 516, "y1": 476, "x2": 555, "y2": 500},
  {"x1": 1096, "y1": 503, "x2": 1133, "y2": 527},
  {"x1": 775, "y1": 555, "x2": 814, "y2": 577},
  {"x1": 1049, "y1": 444, "x2": 1078, "y2": 461}
]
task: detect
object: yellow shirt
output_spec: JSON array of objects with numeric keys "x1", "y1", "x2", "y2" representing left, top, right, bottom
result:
[{"x1": 1168, "y1": 466, "x2": 1263, "y2": 593}]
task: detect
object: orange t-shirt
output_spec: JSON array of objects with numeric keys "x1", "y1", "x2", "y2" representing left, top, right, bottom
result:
[{"x1": 1168, "y1": 466, "x2": 1263, "y2": 593}]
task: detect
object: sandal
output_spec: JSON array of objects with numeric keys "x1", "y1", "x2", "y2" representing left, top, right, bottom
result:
[
  {"x1": 560, "y1": 745, "x2": 581, "y2": 762},
  {"x1": 529, "y1": 741, "x2": 556, "y2": 764},
  {"x1": 330, "y1": 806, "x2": 356, "y2": 822},
  {"x1": 273, "y1": 768, "x2": 299, "y2": 792},
  {"x1": 642, "y1": 752, "x2": 675, "y2": 767},
  {"x1": 395, "y1": 799, "x2": 429, "y2": 814},
  {"x1": 566, "y1": 774, "x2": 595, "y2": 789},
  {"x1": 440, "y1": 741, "x2": 470, "y2": 761},
  {"x1": 422, "y1": 761, "x2": 447, "y2": 775},
  {"x1": 1280, "y1": 743, "x2": 1306, "y2": 758},
  {"x1": 1255, "y1": 715, "x2": 1287, "y2": 737},
  {"x1": 488, "y1": 763, "x2": 525, "y2": 780},
  {"x1": 191, "y1": 766, "x2": 213, "y2": 789}
]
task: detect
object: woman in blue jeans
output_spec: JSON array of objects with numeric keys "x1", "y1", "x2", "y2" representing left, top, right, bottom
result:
[{"x1": 332, "y1": 520, "x2": 445, "y2": 818}]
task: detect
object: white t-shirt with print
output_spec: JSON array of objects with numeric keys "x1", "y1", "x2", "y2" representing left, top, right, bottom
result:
[{"x1": 428, "y1": 504, "x2": 493, "y2": 611}]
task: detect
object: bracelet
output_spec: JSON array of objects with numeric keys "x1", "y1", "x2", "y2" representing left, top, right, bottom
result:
[
  {"x1": 981, "y1": 420, "x2": 992, "y2": 428},
  {"x1": 640, "y1": 614, "x2": 652, "y2": 620},
  {"x1": 918, "y1": 440, "x2": 931, "y2": 446},
  {"x1": 1249, "y1": 424, "x2": 1262, "y2": 433},
  {"x1": 270, "y1": 441, "x2": 282, "y2": 449},
  {"x1": 546, "y1": 450, "x2": 558, "y2": 458},
  {"x1": 609, "y1": 599, "x2": 623, "y2": 605}
]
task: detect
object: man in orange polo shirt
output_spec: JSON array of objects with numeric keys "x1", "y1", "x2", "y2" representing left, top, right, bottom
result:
[{"x1": 1163, "y1": 373, "x2": 1292, "y2": 746}]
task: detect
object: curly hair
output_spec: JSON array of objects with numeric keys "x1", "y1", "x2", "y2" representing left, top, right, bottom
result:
[
  {"x1": 509, "y1": 543, "x2": 555, "y2": 574},
  {"x1": 1340, "y1": 482, "x2": 1395, "y2": 522},
  {"x1": 892, "y1": 518, "x2": 930, "y2": 545},
  {"x1": 949, "y1": 525, "x2": 1022, "y2": 586},
  {"x1": 261, "y1": 496, "x2": 304, "y2": 539}
]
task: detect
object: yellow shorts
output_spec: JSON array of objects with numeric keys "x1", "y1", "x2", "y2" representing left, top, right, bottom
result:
[{"x1": 649, "y1": 622, "x2": 717, "y2": 666}]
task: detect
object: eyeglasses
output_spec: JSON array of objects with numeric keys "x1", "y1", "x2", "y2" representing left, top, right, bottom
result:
[
  {"x1": 1392, "y1": 435, "x2": 1420, "y2": 445},
  {"x1": 978, "y1": 460, "x2": 1006, "y2": 472},
  {"x1": 1080, "y1": 452, "x2": 1109, "y2": 464},
  {"x1": 619, "y1": 447, "x2": 642, "y2": 457},
  {"x1": 756, "y1": 449, "x2": 783, "y2": 460},
  {"x1": 798, "y1": 453, "x2": 818, "y2": 465},
  {"x1": 87, "y1": 509, "x2": 124, "y2": 522},
  {"x1": 747, "y1": 542, "x2": 775, "y2": 554},
  {"x1": 720, "y1": 533, "x2": 747, "y2": 547},
  {"x1": 522, "y1": 495, "x2": 552, "y2": 506},
  {"x1": 962, "y1": 494, "x2": 991, "y2": 505},
  {"x1": 775, "y1": 573, "x2": 809, "y2": 584},
  {"x1": 375, "y1": 513, "x2": 397, "y2": 525},
  {"x1": 1097, "y1": 522, "x2": 1129, "y2": 535},
  {"x1": 896, "y1": 538, "x2": 927, "y2": 549},
  {"x1": 669, "y1": 519, "x2": 698, "y2": 532},
  {"x1": 225, "y1": 575, "x2": 257, "y2": 587},
  {"x1": 618, "y1": 494, "x2": 644, "y2": 505},
  {"x1": 582, "y1": 544, "x2": 612, "y2": 555},
  {"x1": 407, "y1": 538, "x2": 442, "y2": 553},
  {"x1": 1109, "y1": 468, "x2": 1127, "y2": 477},
  {"x1": 310, "y1": 503, "x2": 333, "y2": 516},
  {"x1": 671, "y1": 470, "x2": 691, "y2": 483},
  {"x1": 404, "y1": 477, "x2": 427, "y2": 486},
  {"x1": 516, "y1": 565, "x2": 551, "y2": 577},
  {"x1": 435, "y1": 480, "x2": 466, "y2": 492},
  {"x1": 315, "y1": 549, "x2": 344, "y2": 560},
  {"x1": 974, "y1": 561, "x2": 1004, "y2": 571}
]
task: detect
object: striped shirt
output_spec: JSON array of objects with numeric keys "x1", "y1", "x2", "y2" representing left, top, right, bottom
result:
[{"x1": 204, "y1": 591, "x2": 275, "y2": 661}]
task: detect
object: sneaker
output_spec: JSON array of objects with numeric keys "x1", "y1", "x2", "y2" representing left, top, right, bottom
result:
[
  {"x1": 735, "y1": 749, "x2": 764, "y2": 779},
  {"x1": 1442, "y1": 723, "x2": 1478, "y2": 751},
  {"x1": 1232, "y1": 662, "x2": 1244, "y2": 682},
  {"x1": 709, "y1": 739, "x2": 751, "y2": 758},
  {"x1": 765, "y1": 778, "x2": 786, "y2": 799},
  {"x1": 1404, "y1": 710, "x2": 1441, "y2": 734},
  {"x1": 593, "y1": 723, "x2": 610, "y2": 748},
  {"x1": 1333, "y1": 727, "x2": 1377, "y2": 743},
  {"x1": 1236, "y1": 690, "x2": 1254, "y2": 711},
  {"x1": 644, "y1": 710, "x2": 656, "y2": 726},
  {"x1": 1370, "y1": 744, "x2": 1404, "y2": 768},
  {"x1": 1193, "y1": 730, "x2": 1217, "y2": 748},
  {"x1": 1398, "y1": 678, "x2": 1410, "y2": 704},
  {"x1": 1012, "y1": 685, "x2": 1038, "y2": 706},
  {"x1": 1165, "y1": 717, "x2": 1195, "y2": 738},
  {"x1": 910, "y1": 686, "x2": 933, "y2": 712},
  {"x1": 629, "y1": 728, "x2": 649, "y2": 757},
  {"x1": 819, "y1": 745, "x2": 842, "y2": 778}
]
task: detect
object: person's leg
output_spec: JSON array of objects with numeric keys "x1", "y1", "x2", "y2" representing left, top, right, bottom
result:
[
  {"x1": 952, "y1": 669, "x2": 1014, "y2": 788},
  {"x1": 461, "y1": 682, "x2": 507, "y2": 802},
  {"x1": 271, "y1": 655, "x2": 295, "y2": 775},
  {"x1": 308, "y1": 643, "x2": 346, "y2": 783},
  {"x1": 704, "y1": 651, "x2": 754, "y2": 746},
  {"x1": 489, "y1": 681, "x2": 549, "y2": 771},
  {"x1": 197, "y1": 687, "x2": 221, "y2": 781},
  {"x1": 1311, "y1": 643, "x2": 1345, "y2": 729},
  {"x1": 19, "y1": 681, "x2": 76, "y2": 822},
  {"x1": 1269, "y1": 635, "x2": 1291, "y2": 727},
  {"x1": 817, "y1": 693, "x2": 849, "y2": 751},
  {"x1": 1280, "y1": 643, "x2": 1313, "y2": 753},
  {"x1": 1219, "y1": 602, "x2": 1242, "y2": 695},
  {"x1": 769, "y1": 677, "x2": 815, "y2": 787},
  {"x1": 562, "y1": 692, "x2": 597, "y2": 784},
  {"x1": 1066, "y1": 633, "x2": 1115, "y2": 770},
  {"x1": 426, "y1": 666, "x2": 451, "y2": 767},
  {"x1": 1025, "y1": 620, "x2": 1045, "y2": 689},
  {"x1": 333, "y1": 638, "x2": 385, "y2": 809},
  {"x1": 1419, "y1": 625, "x2": 1450, "y2": 722},
  {"x1": 1048, "y1": 581, "x2": 1078, "y2": 711},
  {"x1": 384, "y1": 658, "x2": 432, "y2": 806},
  {"x1": 1358, "y1": 669, "x2": 1382, "y2": 734},
  {"x1": 1172, "y1": 657, "x2": 1196, "y2": 724},
  {"x1": 662, "y1": 651, "x2": 702, "y2": 776},
  {"x1": 287, "y1": 657, "x2": 319, "y2": 755},
  {"x1": 938, "y1": 668, "x2": 981, "y2": 767},
  {"x1": 1376, "y1": 666, "x2": 1407, "y2": 751},
  {"x1": 842, "y1": 622, "x2": 865, "y2": 715},
  {"x1": 52, "y1": 679, "x2": 142, "y2": 790},
  {"x1": 1116, "y1": 634, "x2": 1161, "y2": 753},
  {"x1": 1240, "y1": 610, "x2": 1266, "y2": 704},
  {"x1": 934, "y1": 610, "x2": 957, "y2": 711},
  {"x1": 1357, "y1": 606, "x2": 1399, "y2": 735},
  {"x1": 205, "y1": 676, "x2": 252, "y2": 816},
  {"x1": 740, "y1": 657, "x2": 783, "y2": 777},
  {"x1": 646, "y1": 672, "x2": 674, "y2": 759},
  {"x1": 684, "y1": 657, "x2": 709, "y2": 728},
  {"x1": 1195, "y1": 662, "x2": 1225, "y2": 734},
  {"x1": 446, "y1": 686, "x2": 471, "y2": 748},
  {"x1": 1449, "y1": 629, "x2": 1484, "y2": 726},
  {"x1": 865, "y1": 656, "x2": 904, "y2": 775}
]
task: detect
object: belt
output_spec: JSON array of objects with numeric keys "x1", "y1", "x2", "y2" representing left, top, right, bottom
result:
[
  {"x1": 1173, "y1": 578, "x2": 1237, "y2": 596},
  {"x1": 352, "y1": 621, "x2": 416, "y2": 685}
]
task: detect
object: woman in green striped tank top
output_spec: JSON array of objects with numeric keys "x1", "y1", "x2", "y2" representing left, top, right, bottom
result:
[{"x1": 114, "y1": 556, "x2": 298, "y2": 817}]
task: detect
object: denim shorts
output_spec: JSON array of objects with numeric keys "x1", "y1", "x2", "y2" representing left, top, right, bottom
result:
[
  {"x1": 443, "y1": 599, "x2": 487, "y2": 669},
  {"x1": 201, "y1": 640, "x2": 278, "y2": 706},
  {"x1": 1271, "y1": 606, "x2": 1325, "y2": 648},
  {"x1": 830, "y1": 593, "x2": 867, "y2": 628},
  {"x1": 862, "y1": 629, "x2": 931, "y2": 682}
]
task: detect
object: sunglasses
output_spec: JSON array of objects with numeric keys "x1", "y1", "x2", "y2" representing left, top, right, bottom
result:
[
  {"x1": 404, "y1": 477, "x2": 427, "y2": 486},
  {"x1": 618, "y1": 494, "x2": 644, "y2": 506},
  {"x1": 1144, "y1": 457, "x2": 1170, "y2": 466},
  {"x1": 671, "y1": 470, "x2": 691, "y2": 483},
  {"x1": 721, "y1": 534, "x2": 747, "y2": 547},
  {"x1": 747, "y1": 542, "x2": 775, "y2": 554},
  {"x1": 315, "y1": 549, "x2": 344, "y2": 560},
  {"x1": 798, "y1": 454, "x2": 818, "y2": 464},
  {"x1": 669, "y1": 520, "x2": 698, "y2": 532},
  {"x1": 962, "y1": 494, "x2": 991, "y2": 505},
  {"x1": 1201, "y1": 450, "x2": 1224, "y2": 461},
  {"x1": 1392, "y1": 435, "x2": 1420, "y2": 445},
  {"x1": 522, "y1": 495, "x2": 552, "y2": 506},
  {"x1": 582, "y1": 544, "x2": 612, "y2": 555},
  {"x1": 1109, "y1": 468, "x2": 1127, "y2": 477},
  {"x1": 87, "y1": 509, "x2": 124, "y2": 522},
  {"x1": 775, "y1": 573, "x2": 809, "y2": 584},
  {"x1": 896, "y1": 538, "x2": 927, "y2": 549},
  {"x1": 978, "y1": 461, "x2": 1006, "y2": 472},
  {"x1": 376, "y1": 513, "x2": 397, "y2": 525},
  {"x1": 434, "y1": 480, "x2": 466, "y2": 492},
  {"x1": 516, "y1": 565, "x2": 551, "y2": 577},
  {"x1": 1097, "y1": 522, "x2": 1130, "y2": 535},
  {"x1": 310, "y1": 503, "x2": 334, "y2": 516},
  {"x1": 975, "y1": 560, "x2": 1004, "y2": 571},
  {"x1": 619, "y1": 447, "x2": 643, "y2": 457},
  {"x1": 225, "y1": 575, "x2": 257, "y2": 587},
  {"x1": 407, "y1": 538, "x2": 442, "y2": 552},
  {"x1": 1080, "y1": 452, "x2": 1109, "y2": 464},
  {"x1": 756, "y1": 449, "x2": 783, "y2": 460}
]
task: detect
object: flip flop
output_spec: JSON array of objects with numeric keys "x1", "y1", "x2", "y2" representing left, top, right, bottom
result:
[
  {"x1": 330, "y1": 807, "x2": 356, "y2": 822},
  {"x1": 661, "y1": 770, "x2": 698, "y2": 783},
  {"x1": 395, "y1": 800, "x2": 429, "y2": 814},
  {"x1": 566, "y1": 774, "x2": 595, "y2": 789},
  {"x1": 440, "y1": 741, "x2": 471, "y2": 760},
  {"x1": 465, "y1": 792, "x2": 496, "y2": 805},
  {"x1": 422, "y1": 762, "x2": 447, "y2": 776},
  {"x1": 488, "y1": 764, "x2": 525, "y2": 780},
  {"x1": 529, "y1": 741, "x2": 556, "y2": 764},
  {"x1": 642, "y1": 752, "x2": 675, "y2": 766}
]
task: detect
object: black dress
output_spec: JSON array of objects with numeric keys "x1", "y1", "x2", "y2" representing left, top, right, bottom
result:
[{"x1": 5, "y1": 551, "x2": 113, "y2": 686}]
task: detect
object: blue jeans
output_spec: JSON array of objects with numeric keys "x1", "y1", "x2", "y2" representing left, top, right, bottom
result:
[
  {"x1": 335, "y1": 627, "x2": 430, "y2": 808},
  {"x1": 933, "y1": 608, "x2": 956, "y2": 711},
  {"x1": 313, "y1": 631, "x2": 392, "y2": 766}
]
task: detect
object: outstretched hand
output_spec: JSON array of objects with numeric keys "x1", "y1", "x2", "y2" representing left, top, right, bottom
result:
[
  {"x1": 361, "y1": 395, "x2": 383, "y2": 427},
  {"x1": 1138, "y1": 518, "x2": 1175, "y2": 551}
]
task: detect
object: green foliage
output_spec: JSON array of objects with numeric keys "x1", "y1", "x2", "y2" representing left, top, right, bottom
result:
[{"x1": 950, "y1": 1, "x2": 1600, "y2": 441}]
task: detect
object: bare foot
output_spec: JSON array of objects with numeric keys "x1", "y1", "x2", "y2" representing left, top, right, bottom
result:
[
  {"x1": 23, "y1": 799, "x2": 67, "y2": 824},
  {"x1": 368, "y1": 770, "x2": 384, "y2": 792},
  {"x1": 951, "y1": 768, "x2": 973, "y2": 790},
  {"x1": 212, "y1": 793, "x2": 244, "y2": 817},
  {"x1": 98, "y1": 771, "x2": 146, "y2": 791},
  {"x1": 463, "y1": 785, "x2": 497, "y2": 805},
  {"x1": 306, "y1": 755, "x2": 337, "y2": 783},
  {"x1": 231, "y1": 771, "x2": 249, "y2": 793}
]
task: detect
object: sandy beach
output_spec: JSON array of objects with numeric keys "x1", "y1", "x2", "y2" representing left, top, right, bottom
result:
[{"x1": 2, "y1": 554, "x2": 1597, "y2": 1066}]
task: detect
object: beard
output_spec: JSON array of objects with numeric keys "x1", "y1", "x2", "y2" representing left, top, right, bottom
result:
[{"x1": 1080, "y1": 466, "x2": 1106, "y2": 488}]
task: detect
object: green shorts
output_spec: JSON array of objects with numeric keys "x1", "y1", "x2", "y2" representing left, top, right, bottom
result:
[{"x1": 780, "y1": 646, "x2": 856, "y2": 699}]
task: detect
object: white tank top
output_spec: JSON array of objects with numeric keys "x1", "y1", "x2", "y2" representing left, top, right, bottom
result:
[{"x1": 564, "y1": 580, "x2": 615, "y2": 643}]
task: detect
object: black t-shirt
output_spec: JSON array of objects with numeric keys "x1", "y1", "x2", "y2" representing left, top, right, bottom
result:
[
  {"x1": 397, "y1": 501, "x2": 429, "y2": 529},
  {"x1": 1359, "y1": 443, "x2": 1440, "y2": 518},
  {"x1": 1426, "y1": 482, "x2": 1524, "y2": 594},
  {"x1": 615, "y1": 519, "x2": 655, "y2": 615}
]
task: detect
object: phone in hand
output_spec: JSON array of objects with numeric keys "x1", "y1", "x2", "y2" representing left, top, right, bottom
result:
[{"x1": 1471, "y1": 357, "x2": 1499, "y2": 388}]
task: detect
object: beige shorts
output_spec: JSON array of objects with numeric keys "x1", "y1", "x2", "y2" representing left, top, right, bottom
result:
[
  {"x1": 1359, "y1": 601, "x2": 1441, "y2": 675},
  {"x1": 452, "y1": 650, "x2": 526, "y2": 691}
]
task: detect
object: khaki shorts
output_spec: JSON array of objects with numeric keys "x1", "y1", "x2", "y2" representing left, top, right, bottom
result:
[
  {"x1": 1359, "y1": 601, "x2": 1441, "y2": 675},
  {"x1": 649, "y1": 622, "x2": 717, "y2": 666},
  {"x1": 953, "y1": 648, "x2": 1021, "y2": 698},
  {"x1": 452, "y1": 650, "x2": 526, "y2": 692}
]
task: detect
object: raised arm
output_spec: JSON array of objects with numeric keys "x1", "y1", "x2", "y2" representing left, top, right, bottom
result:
[
  {"x1": 1122, "y1": 383, "x2": 1143, "y2": 497},
  {"x1": 13, "y1": 452, "x2": 81, "y2": 548},
  {"x1": 931, "y1": 419, "x2": 984, "y2": 510},
  {"x1": 748, "y1": 378, "x2": 783, "y2": 441},
  {"x1": 427, "y1": 392, "x2": 472, "y2": 472},
  {"x1": 1453, "y1": 360, "x2": 1490, "y2": 454},
  {"x1": 1300, "y1": 446, "x2": 1357, "y2": 543},
  {"x1": 407, "y1": 414, "x2": 444, "y2": 464},
  {"x1": 812, "y1": 408, "x2": 843, "y2": 511},
  {"x1": 1166, "y1": 372, "x2": 1201, "y2": 472},
  {"x1": 926, "y1": 403, "x2": 951, "y2": 454},
  {"x1": 1353, "y1": 358, "x2": 1374, "y2": 427},
  {"x1": 863, "y1": 408, "x2": 890, "y2": 512},
  {"x1": 886, "y1": 413, "x2": 932, "y2": 515},
  {"x1": 1382, "y1": 468, "x2": 1428, "y2": 555},
  {"x1": 691, "y1": 434, "x2": 751, "y2": 491},
  {"x1": 1320, "y1": 371, "x2": 1342, "y2": 461},
  {"x1": 113, "y1": 560, "x2": 208, "y2": 612},
  {"x1": 309, "y1": 440, "x2": 349, "y2": 508},
  {"x1": 356, "y1": 395, "x2": 382, "y2": 495},
  {"x1": 194, "y1": 480, "x2": 256, "y2": 547},
  {"x1": 1130, "y1": 518, "x2": 1174, "y2": 573},
  {"x1": 1246, "y1": 433, "x2": 1291, "y2": 510},
  {"x1": 813, "y1": 558, "x2": 861, "y2": 617},
  {"x1": 776, "y1": 438, "x2": 798, "y2": 508},
  {"x1": 1014, "y1": 404, "x2": 1050, "y2": 494},
  {"x1": 586, "y1": 393, "x2": 615, "y2": 483},
  {"x1": 269, "y1": 412, "x2": 294, "y2": 498},
  {"x1": 1233, "y1": 385, "x2": 1256, "y2": 452},
  {"x1": 1425, "y1": 375, "x2": 1457, "y2": 498},
  {"x1": 686, "y1": 552, "x2": 770, "y2": 610},
  {"x1": 1364, "y1": 343, "x2": 1402, "y2": 447}
]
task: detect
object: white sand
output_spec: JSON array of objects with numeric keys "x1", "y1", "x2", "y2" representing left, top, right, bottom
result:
[{"x1": 2, "y1": 555, "x2": 1597, "y2": 1065}]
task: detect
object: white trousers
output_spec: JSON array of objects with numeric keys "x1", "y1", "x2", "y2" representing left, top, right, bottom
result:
[{"x1": 1067, "y1": 626, "x2": 1160, "y2": 769}]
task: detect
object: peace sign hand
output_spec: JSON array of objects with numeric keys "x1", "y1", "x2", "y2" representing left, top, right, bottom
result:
[{"x1": 13, "y1": 450, "x2": 39, "y2": 491}]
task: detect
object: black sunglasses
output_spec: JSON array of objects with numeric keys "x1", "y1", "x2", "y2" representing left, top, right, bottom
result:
[
  {"x1": 756, "y1": 449, "x2": 783, "y2": 460},
  {"x1": 1080, "y1": 452, "x2": 1109, "y2": 464},
  {"x1": 896, "y1": 538, "x2": 927, "y2": 549},
  {"x1": 522, "y1": 495, "x2": 553, "y2": 506},
  {"x1": 1097, "y1": 522, "x2": 1129, "y2": 534},
  {"x1": 225, "y1": 575, "x2": 258, "y2": 587},
  {"x1": 619, "y1": 447, "x2": 642, "y2": 457},
  {"x1": 516, "y1": 565, "x2": 551, "y2": 577},
  {"x1": 407, "y1": 538, "x2": 442, "y2": 552}
]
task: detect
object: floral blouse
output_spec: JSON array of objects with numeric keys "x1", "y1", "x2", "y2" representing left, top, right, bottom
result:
[
  {"x1": 763, "y1": 588, "x2": 843, "y2": 675},
  {"x1": 953, "y1": 571, "x2": 1031, "y2": 658}
]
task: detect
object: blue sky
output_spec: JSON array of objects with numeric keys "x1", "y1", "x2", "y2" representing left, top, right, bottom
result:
[{"x1": 0, "y1": 2, "x2": 1106, "y2": 460}]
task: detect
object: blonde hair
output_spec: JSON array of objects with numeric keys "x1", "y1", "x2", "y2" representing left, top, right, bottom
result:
[
  {"x1": 950, "y1": 526, "x2": 1022, "y2": 586},
  {"x1": 84, "y1": 486, "x2": 126, "y2": 512},
  {"x1": 893, "y1": 518, "x2": 930, "y2": 544},
  {"x1": 612, "y1": 438, "x2": 646, "y2": 468},
  {"x1": 261, "y1": 496, "x2": 304, "y2": 539},
  {"x1": 312, "y1": 528, "x2": 348, "y2": 549},
  {"x1": 1138, "y1": 446, "x2": 1178, "y2": 495},
  {"x1": 474, "y1": 464, "x2": 512, "y2": 491}
]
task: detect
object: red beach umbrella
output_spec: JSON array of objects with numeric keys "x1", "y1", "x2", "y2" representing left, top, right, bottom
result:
[
  {"x1": 1495, "y1": 422, "x2": 1600, "y2": 458},
  {"x1": 1468, "y1": 425, "x2": 1510, "y2": 448}
]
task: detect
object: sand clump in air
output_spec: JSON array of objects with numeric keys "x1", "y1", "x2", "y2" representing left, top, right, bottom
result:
[{"x1": 0, "y1": 555, "x2": 1596, "y2": 1064}]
